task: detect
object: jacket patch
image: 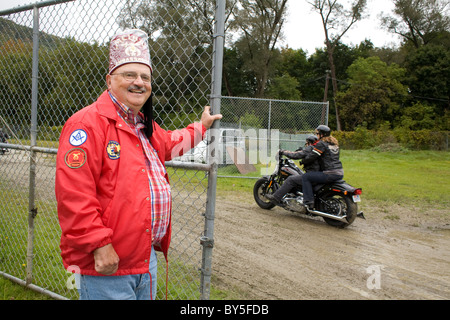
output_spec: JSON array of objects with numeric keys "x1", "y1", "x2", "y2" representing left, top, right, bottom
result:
[
  {"x1": 65, "y1": 148, "x2": 87, "y2": 169},
  {"x1": 106, "y1": 141, "x2": 121, "y2": 160},
  {"x1": 69, "y1": 129, "x2": 87, "y2": 146},
  {"x1": 328, "y1": 145, "x2": 340, "y2": 154}
]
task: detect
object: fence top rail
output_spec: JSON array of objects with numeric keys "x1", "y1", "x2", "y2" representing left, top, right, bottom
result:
[
  {"x1": 220, "y1": 95, "x2": 328, "y2": 105},
  {"x1": 0, "y1": 0, "x2": 75, "y2": 16},
  {"x1": 0, "y1": 142, "x2": 58, "y2": 154},
  {"x1": 0, "y1": 143, "x2": 215, "y2": 169}
]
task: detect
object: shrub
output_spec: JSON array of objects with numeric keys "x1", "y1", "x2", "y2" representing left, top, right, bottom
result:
[{"x1": 335, "y1": 129, "x2": 448, "y2": 150}]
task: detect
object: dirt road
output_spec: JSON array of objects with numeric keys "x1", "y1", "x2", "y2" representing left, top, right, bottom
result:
[
  {"x1": 211, "y1": 193, "x2": 450, "y2": 300},
  {"x1": 1, "y1": 150, "x2": 448, "y2": 299}
]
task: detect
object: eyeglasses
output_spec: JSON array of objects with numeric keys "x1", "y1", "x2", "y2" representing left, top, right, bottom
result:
[{"x1": 111, "y1": 72, "x2": 151, "y2": 83}]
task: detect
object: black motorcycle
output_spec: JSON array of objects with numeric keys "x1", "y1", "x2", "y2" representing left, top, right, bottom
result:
[{"x1": 253, "y1": 151, "x2": 364, "y2": 228}]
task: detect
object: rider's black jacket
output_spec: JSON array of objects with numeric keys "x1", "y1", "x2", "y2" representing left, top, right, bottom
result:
[
  {"x1": 302, "y1": 139, "x2": 343, "y2": 174},
  {"x1": 282, "y1": 145, "x2": 320, "y2": 172}
]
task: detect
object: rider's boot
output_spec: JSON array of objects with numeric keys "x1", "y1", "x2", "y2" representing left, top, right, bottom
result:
[
  {"x1": 303, "y1": 201, "x2": 314, "y2": 210},
  {"x1": 265, "y1": 194, "x2": 285, "y2": 207}
]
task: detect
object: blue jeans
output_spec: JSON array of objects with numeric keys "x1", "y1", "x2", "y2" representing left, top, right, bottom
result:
[
  {"x1": 302, "y1": 172, "x2": 343, "y2": 203},
  {"x1": 78, "y1": 246, "x2": 158, "y2": 300},
  {"x1": 272, "y1": 174, "x2": 303, "y2": 201}
]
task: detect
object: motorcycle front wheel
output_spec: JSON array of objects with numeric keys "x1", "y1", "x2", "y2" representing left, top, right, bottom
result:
[
  {"x1": 253, "y1": 177, "x2": 278, "y2": 210},
  {"x1": 317, "y1": 192, "x2": 358, "y2": 228}
]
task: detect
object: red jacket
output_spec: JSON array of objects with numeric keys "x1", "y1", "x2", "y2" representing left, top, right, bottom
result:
[{"x1": 55, "y1": 90, "x2": 206, "y2": 276}]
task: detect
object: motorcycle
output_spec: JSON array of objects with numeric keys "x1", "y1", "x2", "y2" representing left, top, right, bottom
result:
[
  {"x1": 253, "y1": 151, "x2": 364, "y2": 228},
  {"x1": 0, "y1": 130, "x2": 9, "y2": 155}
]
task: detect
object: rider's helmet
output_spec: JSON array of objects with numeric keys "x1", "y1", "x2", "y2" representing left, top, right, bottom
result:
[
  {"x1": 306, "y1": 135, "x2": 318, "y2": 144},
  {"x1": 315, "y1": 125, "x2": 331, "y2": 137}
]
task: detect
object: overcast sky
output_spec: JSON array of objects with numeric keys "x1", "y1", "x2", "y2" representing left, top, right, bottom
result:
[
  {"x1": 282, "y1": 0, "x2": 401, "y2": 54},
  {"x1": 1, "y1": 0, "x2": 402, "y2": 54}
]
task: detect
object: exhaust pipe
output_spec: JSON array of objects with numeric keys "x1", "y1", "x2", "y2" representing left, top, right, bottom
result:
[
  {"x1": 306, "y1": 208, "x2": 349, "y2": 223},
  {"x1": 285, "y1": 195, "x2": 349, "y2": 223}
]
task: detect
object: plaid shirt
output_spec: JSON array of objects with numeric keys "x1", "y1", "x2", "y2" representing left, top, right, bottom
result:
[{"x1": 109, "y1": 92, "x2": 171, "y2": 246}]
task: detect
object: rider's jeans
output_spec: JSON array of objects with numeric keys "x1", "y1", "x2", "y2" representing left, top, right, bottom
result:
[
  {"x1": 78, "y1": 246, "x2": 158, "y2": 300},
  {"x1": 302, "y1": 172, "x2": 343, "y2": 204},
  {"x1": 272, "y1": 174, "x2": 303, "y2": 201}
]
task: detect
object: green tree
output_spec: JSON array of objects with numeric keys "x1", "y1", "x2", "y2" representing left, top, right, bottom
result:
[
  {"x1": 300, "y1": 41, "x2": 374, "y2": 127},
  {"x1": 336, "y1": 56, "x2": 408, "y2": 130},
  {"x1": 403, "y1": 44, "x2": 450, "y2": 129},
  {"x1": 39, "y1": 40, "x2": 109, "y2": 126},
  {"x1": 230, "y1": 0, "x2": 288, "y2": 97},
  {"x1": 274, "y1": 47, "x2": 309, "y2": 82},
  {"x1": 399, "y1": 102, "x2": 435, "y2": 129},
  {"x1": 270, "y1": 47, "x2": 308, "y2": 99},
  {"x1": 307, "y1": 0, "x2": 368, "y2": 130},
  {"x1": 266, "y1": 73, "x2": 302, "y2": 100},
  {"x1": 0, "y1": 39, "x2": 33, "y2": 129},
  {"x1": 222, "y1": 46, "x2": 257, "y2": 97},
  {"x1": 380, "y1": 0, "x2": 450, "y2": 48},
  {"x1": 239, "y1": 111, "x2": 264, "y2": 129}
]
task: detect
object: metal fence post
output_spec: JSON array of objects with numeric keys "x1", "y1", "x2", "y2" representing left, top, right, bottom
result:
[
  {"x1": 26, "y1": 5, "x2": 40, "y2": 286},
  {"x1": 200, "y1": 0, "x2": 225, "y2": 300}
]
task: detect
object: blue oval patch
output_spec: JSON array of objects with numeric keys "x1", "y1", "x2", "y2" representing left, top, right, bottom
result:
[
  {"x1": 106, "y1": 141, "x2": 121, "y2": 160},
  {"x1": 69, "y1": 129, "x2": 87, "y2": 146}
]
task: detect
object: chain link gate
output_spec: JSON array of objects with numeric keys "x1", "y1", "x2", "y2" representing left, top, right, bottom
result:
[
  {"x1": 0, "y1": 0, "x2": 225, "y2": 300},
  {"x1": 220, "y1": 96, "x2": 328, "y2": 150},
  {"x1": 208, "y1": 96, "x2": 329, "y2": 178}
]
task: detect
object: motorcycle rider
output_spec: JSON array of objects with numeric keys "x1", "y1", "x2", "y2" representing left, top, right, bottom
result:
[
  {"x1": 265, "y1": 135, "x2": 320, "y2": 206},
  {"x1": 301, "y1": 125, "x2": 344, "y2": 210}
]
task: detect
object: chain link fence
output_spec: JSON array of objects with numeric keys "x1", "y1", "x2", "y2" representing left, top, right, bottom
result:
[
  {"x1": 175, "y1": 96, "x2": 329, "y2": 177},
  {"x1": 0, "y1": 0, "x2": 225, "y2": 300},
  {"x1": 220, "y1": 96, "x2": 328, "y2": 151}
]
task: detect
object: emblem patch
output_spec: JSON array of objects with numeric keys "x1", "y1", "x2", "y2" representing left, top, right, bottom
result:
[
  {"x1": 65, "y1": 148, "x2": 87, "y2": 169},
  {"x1": 69, "y1": 129, "x2": 87, "y2": 146},
  {"x1": 106, "y1": 141, "x2": 121, "y2": 160},
  {"x1": 329, "y1": 145, "x2": 340, "y2": 154}
]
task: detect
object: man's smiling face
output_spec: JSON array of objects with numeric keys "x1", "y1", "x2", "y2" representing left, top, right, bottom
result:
[{"x1": 107, "y1": 63, "x2": 152, "y2": 114}]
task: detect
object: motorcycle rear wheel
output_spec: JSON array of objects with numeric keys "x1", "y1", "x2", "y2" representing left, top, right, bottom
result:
[
  {"x1": 253, "y1": 177, "x2": 277, "y2": 210},
  {"x1": 317, "y1": 192, "x2": 358, "y2": 228}
]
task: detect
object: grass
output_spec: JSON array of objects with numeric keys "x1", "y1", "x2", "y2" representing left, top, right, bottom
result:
[
  {"x1": 340, "y1": 149, "x2": 450, "y2": 207},
  {"x1": 0, "y1": 277, "x2": 54, "y2": 300},
  {"x1": 215, "y1": 149, "x2": 450, "y2": 208},
  {"x1": 1, "y1": 149, "x2": 449, "y2": 300}
]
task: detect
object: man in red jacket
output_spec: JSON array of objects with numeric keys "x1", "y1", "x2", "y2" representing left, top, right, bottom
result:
[{"x1": 55, "y1": 29, "x2": 221, "y2": 300}]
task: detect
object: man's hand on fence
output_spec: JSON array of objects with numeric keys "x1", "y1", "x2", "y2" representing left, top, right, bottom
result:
[{"x1": 201, "y1": 106, "x2": 222, "y2": 129}]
